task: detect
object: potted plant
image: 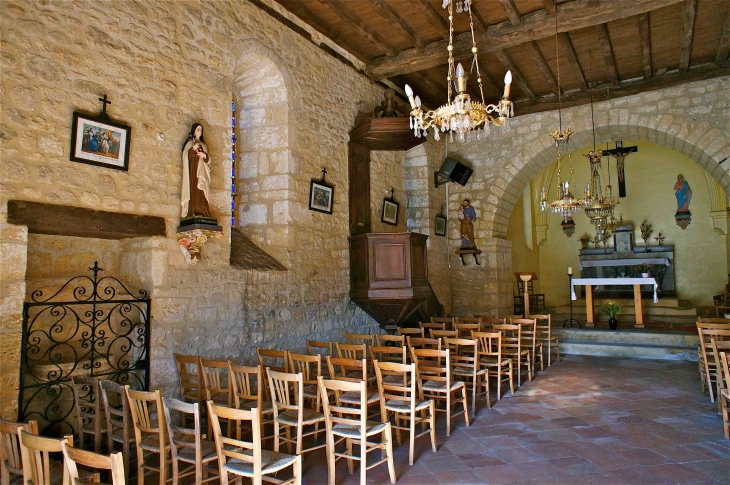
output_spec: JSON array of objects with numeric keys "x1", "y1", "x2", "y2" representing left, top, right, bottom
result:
[
  {"x1": 634, "y1": 263, "x2": 651, "y2": 278},
  {"x1": 579, "y1": 234, "x2": 591, "y2": 250},
  {"x1": 601, "y1": 302, "x2": 621, "y2": 330}
]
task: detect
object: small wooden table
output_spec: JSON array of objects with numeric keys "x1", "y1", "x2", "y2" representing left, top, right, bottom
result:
[{"x1": 570, "y1": 277, "x2": 658, "y2": 328}]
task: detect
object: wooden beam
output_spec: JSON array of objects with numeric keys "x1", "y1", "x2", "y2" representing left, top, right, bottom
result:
[
  {"x1": 497, "y1": 0, "x2": 522, "y2": 25},
  {"x1": 369, "y1": 0, "x2": 425, "y2": 49},
  {"x1": 596, "y1": 23, "x2": 619, "y2": 85},
  {"x1": 558, "y1": 32, "x2": 588, "y2": 91},
  {"x1": 367, "y1": 0, "x2": 683, "y2": 80},
  {"x1": 543, "y1": 0, "x2": 557, "y2": 15},
  {"x1": 318, "y1": 0, "x2": 398, "y2": 56},
  {"x1": 494, "y1": 50, "x2": 536, "y2": 99},
  {"x1": 679, "y1": 0, "x2": 697, "y2": 70},
  {"x1": 477, "y1": 61, "x2": 504, "y2": 98},
  {"x1": 417, "y1": 0, "x2": 450, "y2": 41},
  {"x1": 513, "y1": 63, "x2": 730, "y2": 116},
  {"x1": 7, "y1": 200, "x2": 167, "y2": 240},
  {"x1": 526, "y1": 41, "x2": 559, "y2": 94},
  {"x1": 638, "y1": 13, "x2": 653, "y2": 78},
  {"x1": 718, "y1": 3, "x2": 730, "y2": 64},
  {"x1": 471, "y1": 5, "x2": 490, "y2": 32}
]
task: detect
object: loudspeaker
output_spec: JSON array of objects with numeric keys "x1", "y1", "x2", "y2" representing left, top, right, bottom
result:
[{"x1": 436, "y1": 157, "x2": 473, "y2": 186}]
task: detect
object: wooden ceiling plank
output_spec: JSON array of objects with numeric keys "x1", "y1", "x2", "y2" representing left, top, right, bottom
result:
[
  {"x1": 471, "y1": 5, "x2": 490, "y2": 32},
  {"x1": 638, "y1": 13, "x2": 653, "y2": 78},
  {"x1": 717, "y1": 3, "x2": 730, "y2": 64},
  {"x1": 476, "y1": 61, "x2": 504, "y2": 98},
  {"x1": 368, "y1": 0, "x2": 683, "y2": 80},
  {"x1": 497, "y1": 0, "x2": 522, "y2": 25},
  {"x1": 369, "y1": 0, "x2": 425, "y2": 48},
  {"x1": 318, "y1": 0, "x2": 398, "y2": 56},
  {"x1": 596, "y1": 23, "x2": 619, "y2": 85},
  {"x1": 494, "y1": 50, "x2": 537, "y2": 99},
  {"x1": 543, "y1": 0, "x2": 557, "y2": 15},
  {"x1": 679, "y1": 0, "x2": 697, "y2": 70},
  {"x1": 526, "y1": 41, "x2": 559, "y2": 94},
  {"x1": 558, "y1": 32, "x2": 588, "y2": 91},
  {"x1": 416, "y1": 0, "x2": 450, "y2": 41}
]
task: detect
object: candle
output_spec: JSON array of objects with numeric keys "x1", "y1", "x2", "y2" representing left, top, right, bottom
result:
[{"x1": 568, "y1": 267, "x2": 573, "y2": 275}]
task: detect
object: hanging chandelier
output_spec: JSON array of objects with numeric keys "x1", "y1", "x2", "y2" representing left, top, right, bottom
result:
[{"x1": 403, "y1": 0, "x2": 513, "y2": 143}]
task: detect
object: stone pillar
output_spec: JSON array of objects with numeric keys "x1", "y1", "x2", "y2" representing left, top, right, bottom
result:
[
  {"x1": 450, "y1": 237, "x2": 512, "y2": 316},
  {"x1": 0, "y1": 224, "x2": 28, "y2": 419}
]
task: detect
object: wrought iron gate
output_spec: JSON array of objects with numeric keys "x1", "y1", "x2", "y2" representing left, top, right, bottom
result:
[{"x1": 19, "y1": 262, "x2": 151, "y2": 436}]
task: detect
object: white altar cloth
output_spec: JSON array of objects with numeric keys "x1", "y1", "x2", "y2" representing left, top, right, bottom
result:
[
  {"x1": 578, "y1": 258, "x2": 670, "y2": 270},
  {"x1": 571, "y1": 277, "x2": 659, "y2": 303}
]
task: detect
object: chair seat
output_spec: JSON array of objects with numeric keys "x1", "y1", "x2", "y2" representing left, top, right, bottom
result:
[
  {"x1": 277, "y1": 408, "x2": 325, "y2": 426},
  {"x1": 453, "y1": 367, "x2": 488, "y2": 377},
  {"x1": 332, "y1": 421, "x2": 387, "y2": 438},
  {"x1": 423, "y1": 380, "x2": 464, "y2": 392},
  {"x1": 384, "y1": 399, "x2": 432, "y2": 413},
  {"x1": 80, "y1": 422, "x2": 107, "y2": 434},
  {"x1": 175, "y1": 439, "x2": 218, "y2": 464},
  {"x1": 110, "y1": 429, "x2": 136, "y2": 445},
  {"x1": 241, "y1": 400, "x2": 274, "y2": 414},
  {"x1": 339, "y1": 391, "x2": 380, "y2": 405},
  {"x1": 182, "y1": 390, "x2": 200, "y2": 402},
  {"x1": 480, "y1": 358, "x2": 511, "y2": 368},
  {"x1": 210, "y1": 393, "x2": 230, "y2": 405},
  {"x1": 140, "y1": 434, "x2": 171, "y2": 452},
  {"x1": 303, "y1": 384, "x2": 319, "y2": 399},
  {"x1": 225, "y1": 449, "x2": 298, "y2": 477}
]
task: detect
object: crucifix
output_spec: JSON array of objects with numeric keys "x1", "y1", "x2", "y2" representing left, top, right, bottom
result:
[
  {"x1": 320, "y1": 167, "x2": 327, "y2": 182},
  {"x1": 603, "y1": 141, "x2": 637, "y2": 198},
  {"x1": 98, "y1": 94, "x2": 112, "y2": 120},
  {"x1": 389, "y1": 188, "x2": 395, "y2": 201}
]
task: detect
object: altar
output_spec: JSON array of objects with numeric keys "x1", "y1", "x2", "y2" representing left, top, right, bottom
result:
[{"x1": 571, "y1": 277, "x2": 659, "y2": 328}]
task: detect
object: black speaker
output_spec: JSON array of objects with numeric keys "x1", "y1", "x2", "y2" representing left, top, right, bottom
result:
[{"x1": 437, "y1": 157, "x2": 473, "y2": 186}]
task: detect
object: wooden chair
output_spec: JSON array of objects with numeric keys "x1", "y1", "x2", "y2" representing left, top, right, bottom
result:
[
  {"x1": 326, "y1": 357, "x2": 380, "y2": 418},
  {"x1": 420, "y1": 322, "x2": 445, "y2": 334},
  {"x1": 375, "y1": 334, "x2": 405, "y2": 347},
  {"x1": 125, "y1": 387, "x2": 169, "y2": 485},
  {"x1": 369, "y1": 345, "x2": 407, "y2": 365},
  {"x1": 288, "y1": 352, "x2": 324, "y2": 413},
  {"x1": 200, "y1": 358, "x2": 231, "y2": 438},
  {"x1": 267, "y1": 369, "x2": 326, "y2": 456},
  {"x1": 335, "y1": 342, "x2": 367, "y2": 360},
  {"x1": 410, "y1": 348, "x2": 470, "y2": 436},
  {"x1": 256, "y1": 348, "x2": 290, "y2": 373},
  {"x1": 397, "y1": 327, "x2": 424, "y2": 338},
  {"x1": 530, "y1": 314, "x2": 560, "y2": 366},
  {"x1": 18, "y1": 430, "x2": 75, "y2": 485},
  {"x1": 317, "y1": 376, "x2": 396, "y2": 485},
  {"x1": 228, "y1": 362, "x2": 274, "y2": 441},
  {"x1": 454, "y1": 322, "x2": 481, "y2": 339},
  {"x1": 99, "y1": 380, "x2": 134, "y2": 480},
  {"x1": 514, "y1": 318, "x2": 544, "y2": 374},
  {"x1": 174, "y1": 353, "x2": 202, "y2": 409},
  {"x1": 430, "y1": 316, "x2": 453, "y2": 330},
  {"x1": 373, "y1": 360, "x2": 436, "y2": 465},
  {"x1": 711, "y1": 339, "x2": 730, "y2": 415},
  {"x1": 473, "y1": 331, "x2": 514, "y2": 400},
  {"x1": 71, "y1": 376, "x2": 106, "y2": 453},
  {"x1": 445, "y1": 338, "x2": 490, "y2": 415},
  {"x1": 499, "y1": 315, "x2": 524, "y2": 323},
  {"x1": 306, "y1": 340, "x2": 334, "y2": 377},
  {"x1": 406, "y1": 337, "x2": 441, "y2": 351},
  {"x1": 162, "y1": 397, "x2": 218, "y2": 485},
  {"x1": 475, "y1": 315, "x2": 504, "y2": 330},
  {"x1": 495, "y1": 323, "x2": 532, "y2": 388},
  {"x1": 697, "y1": 323, "x2": 730, "y2": 401},
  {"x1": 345, "y1": 332, "x2": 374, "y2": 346},
  {"x1": 60, "y1": 441, "x2": 125, "y2": 485},
  {"x1": 429, "y1": 329, "x2": 458, "y2": 345},
  {"x1": 207, "y1": 402, "x2": 301, "y2": 485},
  {"x1": 0, "y1": 419, "x2": 37, "y2": 485},
  {"x1": 718, "y1": 352, "x2": 730, "y2": 438},
  {"x1": 697, "y1": 320, "x2": 730, "y2": 392}
]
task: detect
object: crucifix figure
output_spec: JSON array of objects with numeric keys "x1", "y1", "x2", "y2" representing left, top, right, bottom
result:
[
  {"x1": 321, "y1": 167, "x2": 327, "y2": 181},
  {"x1": 604, "y1": 141, "x2": 637, "y2": 198},
  {"x1": 389, "y1": 188, "x2": 395, "y2": 201},
  {"x1": 98, "y1": 94, "x2": 111, "y2": 119}
]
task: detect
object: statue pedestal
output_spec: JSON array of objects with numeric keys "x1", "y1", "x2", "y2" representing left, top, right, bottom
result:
[{"x1": 177, "y1": 219, "x2": 222, "y2": 265}]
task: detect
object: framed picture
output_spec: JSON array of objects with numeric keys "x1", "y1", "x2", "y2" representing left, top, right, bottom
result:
[
  {"x1": 70, "y1": 112, "x2": 131, "y2": 171},
  {"x1": 381, "y1": 199, "x2": 399, "y2": 226},
  {"x1": 435, "y1": 215, "x2": 447, "y2": 236},
  {"x1": 309, "y1": 179, "x2": 334, "y2": 214}
]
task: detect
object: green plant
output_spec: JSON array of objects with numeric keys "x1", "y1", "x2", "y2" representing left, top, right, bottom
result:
[{"x1": 601, "y1": 302, "x2": 621, "y2": 319}]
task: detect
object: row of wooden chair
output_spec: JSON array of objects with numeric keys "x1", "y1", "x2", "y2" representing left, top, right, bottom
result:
[{"x1": 696, "y1": 317, "x2": 730, "y2": 439}]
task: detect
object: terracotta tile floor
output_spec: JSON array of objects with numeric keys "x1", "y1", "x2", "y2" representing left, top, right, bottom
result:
[{"x1": 300, "y1": 355, "x2": 729, "y2": 485}]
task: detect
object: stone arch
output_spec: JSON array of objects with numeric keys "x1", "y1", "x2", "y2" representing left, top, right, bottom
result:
[
  {"x1": 231, "y1": 39, "x2": 298, "y2": 263},
  {"x1": 491, "y1": 122, "x2": 730, "y2": 238}
]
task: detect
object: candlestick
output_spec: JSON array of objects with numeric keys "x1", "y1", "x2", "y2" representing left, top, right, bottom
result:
[{"x1": 568, "y1": 267, "x2": 573, "y2": 275}]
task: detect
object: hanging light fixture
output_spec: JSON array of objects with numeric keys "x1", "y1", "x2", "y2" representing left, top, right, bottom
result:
[
  {"x1": 539, "y1": 15, "x2": 584, "y2": 231},
  {"x1": 403, "y1": 0, "x2": 513, "y2": 143}
]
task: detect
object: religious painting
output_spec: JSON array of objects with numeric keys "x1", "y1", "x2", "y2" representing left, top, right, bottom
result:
[
  {"x1": 381, "y1": 199, "x2": 399, "y2": 226},
  {"x1": 435, "y1": 215, "x2": 447, "y2": 236},
  {"x1": 309, "y1": 179, "x2": 334, "y2": 214},
  {"x1": 70, "y1": 112, "x2": 131, "y2": 171}
]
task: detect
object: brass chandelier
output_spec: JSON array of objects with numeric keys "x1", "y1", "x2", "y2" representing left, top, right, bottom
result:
[{"x1": 404, "y1": 0, "x2": 513, "y2": 143}]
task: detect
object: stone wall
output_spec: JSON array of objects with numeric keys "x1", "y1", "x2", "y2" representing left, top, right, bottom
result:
[{"x1": 370, "y1": 150, "x2": 407, "y2": 233}]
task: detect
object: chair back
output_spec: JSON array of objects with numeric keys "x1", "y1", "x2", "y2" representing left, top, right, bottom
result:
[
  {"x1": 369, "y1": 345, "x2": 407, "y2": 364},
  {"x1": 712, "y1": 339, "x2": 730, "y2": 389},
  {"x1": 429, "y1": 329, "x2": 458, "y2": 344},
  {"x1": 373, "y1": 361, "x2": 418, "y2": 411},
  {"x1": 420, "y1": 322, "x2": 445, "y2": 332},
  {"x1": 397, "y1": 327, "x2": 424, "y2": 338},
  {"x1": 454, "y1": 323, "x2": 481, "y2": 339},
  {"x1": 479, "y1": 317, "x2": 505, "y2": 329},
  {"x1": 306, "y1": 340, "x2": 333, "y2": 359},
  {"x1": 71, "y1": 376, "x2": 103, "y2": 450},
  {"x1": 445, "y1": 338, "x2": 479, "y2": 370},
  {"x1": 375, "y1": 334, "x2": 405, "y2": 347},
  {"x1": 98, "y1": 379, "x2": 132, "y2": 477},
  {"x1": 410, "y1": 348, "x2": 451, "y2": 388},
  {"x1": 288, "y1": 353, "x2": 322, "y2": 386},
  {"x1": 698, "y1": 318, "x2": 730, "y2": 324},
  {"x1": 530, "y1": 314, "x2": 551, "y2": 340},
  {"x1": 513, "y1": 318, "x2": 537, "y2": 349},
  {"x1": 207, "y1": 403, "x2": 261, "y2": 479},
  {"x1": 326, "y1": 356, "x2": 367, "y2": 382},
  {"x1": 228, "y1": 362, "x2": 263, "y2": 409},
  {"x1": 698, "y1": 328, "x2": 730, "y2": 364},
  {"x1": 256, "y1": 348, "x2": 289, "y2": 373},
  {"x1": 500, "y1": 315, "x2": 524, "y2": 323},
  {"x1": 494, "y1": 323, "x2": 523, "y2": 356},
  {"x1": 0, "y1": 420, "x2": 37, "y2": 485},
  {"x1": 61, "y1": 441, "x2": 125, "y2": 485},
  {"x1": 174, "y1": 353, "x2": 202, "y2": 406},
  {"x1": 720, "y1": 352, "x2": 730, "y2": 399},
  {"x1": 267, "y1": 369, "x2": 304, "y2": 419},
  {"x1": 18, "y1": 430, "x2": 72, "y2": 485},
  {"x1": 162, "y1": 397, "x2": 204, "y2": 471},
  {"x1": 345, "y1": 332, "x2": 374, "y2": 346},
  {"x1": 317, "y1": 377, "x2": 368, "y2": 433},
  {"x1": 200, "y1": 358, "x2": 231, "y2": 406},
  {"x1": 335, "y1": 342, "x2": 367, "y2": 360},
  {"x1": 125, "y1": 387, "x2": 166, "y2": 455},
  {"x1": 472, "y1": 331, "x2": 503, "y2": 362},
  {"x1": 407, "y1": 337, "x2": 441, "y2": 351},
  {"x1": 430, "y1": 317, "x2": 454, "y2": 330}
]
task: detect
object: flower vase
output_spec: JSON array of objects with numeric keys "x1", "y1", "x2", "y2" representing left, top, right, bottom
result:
[
  {"x1": 641, "y1": 272, "x2": 649, "y2": 278},
  {"x1": 608, "y1": 317, "x2": 618, "y2": 330}
]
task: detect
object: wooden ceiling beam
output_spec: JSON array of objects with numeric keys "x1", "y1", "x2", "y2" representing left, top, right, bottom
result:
[
  {"x1": 369, "y1": 0, "x2": 425, "y2": 49},
  {"x1": 416, "y1": 0, "x2": 450, "y2": 41},
  {"x1": 368, "y1": 0, "x2": 683, "y2": 80},
  {"x1": 543, "y1": 0, "x2": 557, "y2": 15},
  {"x1": 318, "y1": 0, "x2": 398, "y2": 56},
  {"x1": 679, "y1": 0, "x2": 697, "y2": 70},
  {"x1": 526, "y1": 41, "x2": 559, "y2": 94},
  {"x1": 471, "y1": 5, "x2": 490, "y2": 32},
  {"x1": 476, "y1": 61, "x2": 504, "y2": 98},
  {"x1": 717, "y1": 4, "x2": 730, "y2": 64},
  {"x1": 558, "y1": 32, "x2": 588, "y2": 91},
  {"x1": 494, "y1": 50, "x2": 536, "y2": 99},
  {"x1": 497, "y1": 0, "x2": 522, "y2": 25},
  {"x1": 638, "y1": 13, "x2": 653, "y2": 78},
  {"x1": 595, "y1": 23, "x2": 619, "y2": 85}
]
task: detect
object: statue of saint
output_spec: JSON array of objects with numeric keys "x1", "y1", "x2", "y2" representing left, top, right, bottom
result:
[
  {"x1": 674, "y1": 174, "x2": 691, "y2": 213},
  {"x1": 181, "y1": 123, "x2": 211, "y2": 219},
  {"x1": 458, "y1": 198, "x2": 476, "y2": 248}
]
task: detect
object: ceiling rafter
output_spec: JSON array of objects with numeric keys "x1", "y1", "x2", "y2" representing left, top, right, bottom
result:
[
  {"x1": 494, "y1": 50, "x2": 536, "y2": 99},
  {"x1": 497, "y1": 0, "x2": 522, "y2": 25},
  {"x1": 679, "y1": 0, "x2": 697, "y2": 70},
  {"x1": 318, "y1": 0, "x2": 398, "y2": 56},
  {"x1": 558, "y1": 32, "x2": 587, "y2": 91},
  {"x1": 718, "y1": 4, "x2": 730, "y2": 64},
  {"x1": 526, "y1": 41, "x2": 559, "y2": 94},
  {"x1": 638, "y1": 13, "x2": 653, "y2": 78},
  {"x1": 416, "y1": 0, "x2": 450, "y2": 41},
  {"x1": 369, "y1": 0, "x2": 424, "y2": 49},
  {"x1": 471, "y1": 5, "x2": 490, "y2": 32},
  {"x1": 368, "y1": 0, "x2": 683, "y2": 80},
  {"x1": 595, "y1": 23, "x2": 619, "y2": 85}
]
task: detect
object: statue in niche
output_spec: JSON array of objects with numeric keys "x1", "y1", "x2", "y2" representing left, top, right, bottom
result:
[
  {"x1": 181, "y1": 123, "x2": 212, "y2": 219},
  {"x1": 674, "y1": 174, "x2": 692, "y2": 213},
  {"x1": 458, "y1": 199, "x2": 476, "y2": 248}
]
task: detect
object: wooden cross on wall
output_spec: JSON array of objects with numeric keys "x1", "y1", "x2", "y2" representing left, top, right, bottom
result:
[{"x1": 603, "y1": 141, "x2": 637, "y2": 198}]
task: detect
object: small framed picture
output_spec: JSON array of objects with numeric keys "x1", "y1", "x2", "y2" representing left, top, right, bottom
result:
[
  {"x1": 70, "y1": 112, "x2": 131, "y2": 171},
  {"x1": 381, "y1": 199, "x2": 399, "y2": 226},
  {"x1": 309, "y1": 179, "x2": 334, "y2": 214},
  {"x1": 435, "y1": 215, "x2": 447, "y2": 236}
]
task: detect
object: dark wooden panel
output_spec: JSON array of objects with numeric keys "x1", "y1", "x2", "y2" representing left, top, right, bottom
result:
[
  {"x1": 7, "y1": 200, "x2": 166, "y2": 240},
  {"x1": 373, "y1": 243, "x2": 407, "y2": 281},
  {"x1": 348, "y1": 143, "x2": 371, "y2": 236}
]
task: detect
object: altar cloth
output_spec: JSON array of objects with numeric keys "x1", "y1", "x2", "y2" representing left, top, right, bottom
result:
[
  {"x1": 578, "y1": 258, "x2": 670, "y2": 270},
  {"x1": 571, "y1": 277, "x2": 659, "y2": 303}
]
